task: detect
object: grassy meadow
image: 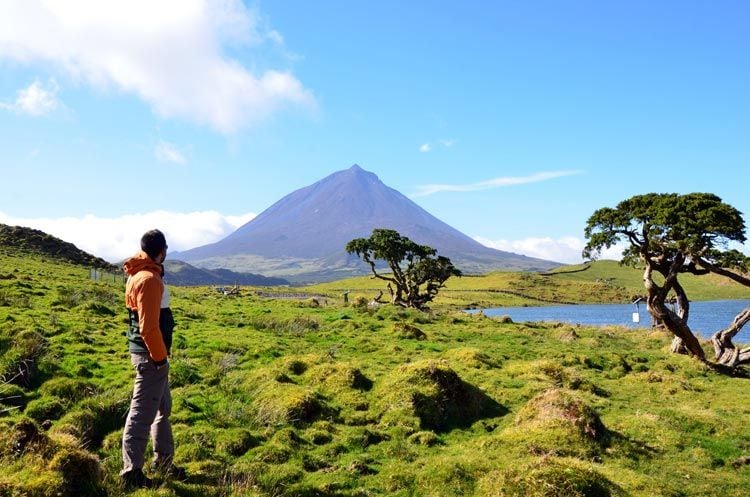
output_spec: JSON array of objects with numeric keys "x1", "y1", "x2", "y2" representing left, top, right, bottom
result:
[
  {"x1": 2, "y1": 250, "x2": 750, "y2": 496},
  {"x1": 308, "y1": 260, "x2": 750, "y2": 309}
]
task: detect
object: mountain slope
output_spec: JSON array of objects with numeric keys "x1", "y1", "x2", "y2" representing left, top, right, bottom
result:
[{"x1": 178, "y1": 165, "x2": 559, "y2": 281}]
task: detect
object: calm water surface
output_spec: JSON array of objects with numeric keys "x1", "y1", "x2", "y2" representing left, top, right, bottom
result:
[{"x1": 474, "y1": 299, "x2": 750, "y2": 344}]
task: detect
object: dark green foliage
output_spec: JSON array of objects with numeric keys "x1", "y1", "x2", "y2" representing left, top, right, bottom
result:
[
  {"x1": 584, "y1": 192, "x2": 750, "y2": 364},
  {"x1": 346, "y1": 228, "x2": 461, "y2": 309}
]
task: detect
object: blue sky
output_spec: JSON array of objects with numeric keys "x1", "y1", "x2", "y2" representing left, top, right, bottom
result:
[{"x1": 0, "y1": 0, "x2": 748, "y2": 264}]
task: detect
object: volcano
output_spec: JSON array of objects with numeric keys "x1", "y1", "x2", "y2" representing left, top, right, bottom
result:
[{"x1": 176, "y1": 165, "x2": 558, "y2": 282}]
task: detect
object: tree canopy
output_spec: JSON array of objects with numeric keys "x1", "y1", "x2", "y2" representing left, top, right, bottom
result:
[
  {"x1": 346, "y1": 229, "x2": 461, "y2": 309},
  {"x1": 584, "y1": 193, "x2": 750, "y2": 367}
]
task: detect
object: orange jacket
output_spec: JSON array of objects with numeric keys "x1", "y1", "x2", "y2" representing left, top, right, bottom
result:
[{"x1": 124, "y1": 251, "x2": 168, "y2": 362}]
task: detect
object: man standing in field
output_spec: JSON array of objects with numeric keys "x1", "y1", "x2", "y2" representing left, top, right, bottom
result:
[{"x1": 120, "y1": 229, "x2": 183, "y2": 488}]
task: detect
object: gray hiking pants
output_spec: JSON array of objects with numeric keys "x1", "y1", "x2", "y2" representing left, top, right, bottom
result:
[{"x1": 121, "y1": 353, "x2": 174, "y2": 474}]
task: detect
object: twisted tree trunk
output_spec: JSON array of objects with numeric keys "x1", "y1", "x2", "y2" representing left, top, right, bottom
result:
[
  {"x1": 643, "y1": 260, "x2": 706, "y2": 361},
  {"x1": 711, "y1": 305, "x2": 750, "y2": 367}
]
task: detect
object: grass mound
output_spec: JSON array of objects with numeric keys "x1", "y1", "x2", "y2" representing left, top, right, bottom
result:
[
  {"x1": 38, "y1": 377, "x2": 97, "y2": 402},
  {"x1": 374, "y1": 359, "x2": 504, "y2": 432},
  {"x1": 444, "y1": 347, "x2": 502, "y2": 369},
  {"x1": 307, "y1": 362, "x2": 373, "y2": 392},
  {"x1": 250, "y1": 379, "x2": 326, "y2": 426},
  {"x1": 392, "y1": 322, "x2": 427, "y2": 340},
  {"x1": 501, "y1": 388, "x2": 607, "y2": 458},
  {"x1": 47, "y1": 447, "x2": 103, "y2": 495},
  {"x1": 50, "y1": 393, "x2": 129, "y2": 448},
  {"x1": 476, "y1": 458, "x2": 616, "y2": 497}
]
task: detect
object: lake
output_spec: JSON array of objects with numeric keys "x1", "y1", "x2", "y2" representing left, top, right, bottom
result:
[{"x1": 473, "y1": 299, "x2": 750, "y2": 344}]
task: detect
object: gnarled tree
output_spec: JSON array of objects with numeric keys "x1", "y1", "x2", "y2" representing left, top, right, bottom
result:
[
  {"x1": 583, "y1": 193, "x2": 750, "y2": 367},
  {"x1": 346, "y1": 229, "x2": 461, "y2": 309}
]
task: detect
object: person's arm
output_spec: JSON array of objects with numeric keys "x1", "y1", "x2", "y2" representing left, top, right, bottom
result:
[{"x1": 136, "y1": 275, "x2": 168, "y2": 364}]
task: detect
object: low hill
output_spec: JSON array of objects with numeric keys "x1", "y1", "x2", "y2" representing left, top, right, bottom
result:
[
  {"x1": 0, "y1": 223, "x2": 116, "y2": 270},
  {"x1": 1, "y1": 252, "x2": 750, "y2": 496},
  {"x1": 164, "y1": 260, "x2": 289, "y2": 286}
]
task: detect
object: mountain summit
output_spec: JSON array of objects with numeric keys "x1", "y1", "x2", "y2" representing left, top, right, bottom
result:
[{"x1": 177, "y1": 165, "x2": 558, "y2": 281}]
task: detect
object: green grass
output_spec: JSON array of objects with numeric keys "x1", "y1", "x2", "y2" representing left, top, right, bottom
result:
[
  {"x1": 1, "y1": 250, "x2": 750, "y2": 496},
  {"x1": 306, "y1": 260, "x2": 750, "y2": 309}
]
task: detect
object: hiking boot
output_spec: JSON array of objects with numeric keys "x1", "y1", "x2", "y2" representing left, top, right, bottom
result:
[
  {"x1": 150, "y1": 461, "x2": 188, "y2": 481},
  {"x1": 120, "y1": 468, "x2": 154, "y2": 489}
]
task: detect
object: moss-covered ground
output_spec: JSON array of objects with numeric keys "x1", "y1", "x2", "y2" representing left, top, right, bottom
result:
[{"x1": 2, "y1": 251, "x2": 750, "y2": 496}]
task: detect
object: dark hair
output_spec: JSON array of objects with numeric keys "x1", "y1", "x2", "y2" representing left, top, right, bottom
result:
[{"x1": 140, "y1": 229, "x2": 167, "y2": 259}]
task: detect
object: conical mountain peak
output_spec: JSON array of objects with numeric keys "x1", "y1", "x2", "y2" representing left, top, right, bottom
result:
[{"x1": 178, "y1": 165, "x2": 558, "y2": 281}]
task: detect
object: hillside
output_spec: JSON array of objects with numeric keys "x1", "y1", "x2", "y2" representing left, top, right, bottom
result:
[
  {"x1": 164, "y1": 260, "x2": 289, "y2": 287},
  {"x1": 177, "y1": 165, "x2": 558, "y2": 281},
  {"x1": 0, "y1": 223, "x2": 117, "y2": 270},
  {"x1": 2, "y1": 251, "x2": 750, "y2": 496}
]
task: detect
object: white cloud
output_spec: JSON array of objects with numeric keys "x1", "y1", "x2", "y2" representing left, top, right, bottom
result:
[
  {"x1": 0, "y1": 79, "x2": 61, "y2": 116},
  {"x1": 0, "y1": 0, "x2": 315, "y2": 133},
  {"x1": 412, "y1": 170, "x2": 584, "y2": 197},
  {"x1": 419, "y1": 139, "x2": 456, "y2": 153},
  {"x1": 155, "y1": 140, "x2": 187, "y2": 165},
  {"x1": 267, "y1": 29, "x2": 284, "y2": 45},
  {"x1": 474, "y1": 235, "x2": 625, "y2": 264},
  {"x1": 0, "y1": 210, "x2": 256, "y2": 262}
]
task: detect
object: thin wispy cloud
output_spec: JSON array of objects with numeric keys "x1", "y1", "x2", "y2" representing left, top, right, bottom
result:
[
  {"x1": 412, "y1": 170, "x2": 583, "y2": 197},
  {"x1": 0, "y1": 79, "x2": 61, "y2": 116},
  {"x1": 419, "y1": 138, "x2": 456, "y2": 153},
  {"x1": 0, "y1": 1, "x2": 315, "y2": 133},
  {"x1": 0, "y1": 210, "x2": 256, "y2": 262},
  {"x1": 155, "y1": 140, "x2": 187, "y2": 165}
]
